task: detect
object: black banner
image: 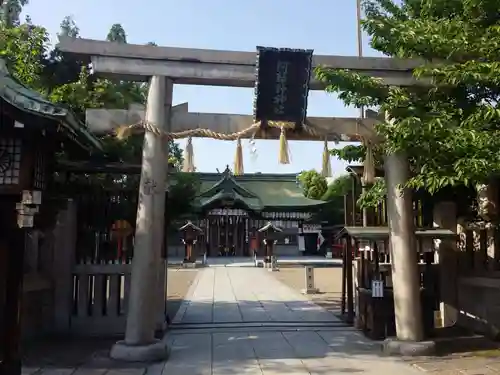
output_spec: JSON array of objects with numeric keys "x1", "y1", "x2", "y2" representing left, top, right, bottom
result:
[{"x1": 253, "y1": 47, "x2": 313, "y2": 124}]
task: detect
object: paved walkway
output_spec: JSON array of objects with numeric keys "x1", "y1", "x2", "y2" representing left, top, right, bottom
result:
[
  {"x1": 24, "y1": 267, "x2": 424, "y2": 375},
  {"x1": 162, "y1": 267, "x2": 422, "y2": 374},
  {"x1": 172, "y1": 267, "x2": 339, "y2": 324}
]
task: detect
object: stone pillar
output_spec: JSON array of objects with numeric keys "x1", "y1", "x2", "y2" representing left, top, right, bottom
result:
[
  {"x1": 384, "y1": 152, "x2": 424, "y2": 342},
  {"x1": 110, "y1": 76, "x2": 172, "y2": 362},
  {"x1": 433, "y1": 201, "x2": 458, "y2": 328},
  {"x1": 155, "y1": 260, "x2": 167, "y2": 332}
]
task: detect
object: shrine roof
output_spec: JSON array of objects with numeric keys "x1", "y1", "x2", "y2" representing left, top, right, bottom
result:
[
  {"x1": 0, "y1": 59, "x2": 102, "y2": 152},
  {"x1": 196, "y1": 169, "x2": 326, "y2": 211}
]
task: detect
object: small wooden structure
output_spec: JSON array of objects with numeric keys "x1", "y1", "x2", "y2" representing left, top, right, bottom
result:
[
  {"x1": 339, "y1": 226, "x2": 455, "y2": 340},
  {"x1": 179, "y1": 221, "x2": 203, "y2": 263}
]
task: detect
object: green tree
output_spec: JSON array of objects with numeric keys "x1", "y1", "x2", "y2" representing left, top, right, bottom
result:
[
  {"x1": 316, "y1": 0, "x2": 500, "y2": 205},
  {"x1": 0, "y1": 16, "x2": 48, "y2": 90},
  {"x1": 46, "y1": 21, "x2": 183, "y2": 166},
  {"x1": 107, "y1": 23, "x2": 127, "y2": 43},
  {"x1": 298, "y1": 170, "x2": 328, "y2": 200},
  {"x1": 320, "y1": 174, "x2": 353, "y2": 224},
  {"x1": 42, "y1": 16, "x2": 84, "y2": 90},
  {"x1": 322, "y1": 174, "x2": 351, "y2": 201},
  {"x1": 299, "y1": 173, "x2": 353, "y2": 225},
  {"x1": 59, "y1": 15, "x2": 79, "y2": 38},
  {"x1": 0, "y1": 11, "x2": 192, "y2": 219},
  {"x1": 0, "y1": 0, "x2": 27, "y2": 27}
]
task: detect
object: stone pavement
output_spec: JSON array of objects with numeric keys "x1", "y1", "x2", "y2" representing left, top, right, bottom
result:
[
  {"x1": 172, "y1": 267, "x2": 339, "y2": 324},
  {"x1": 23, "y1": 267, "x2": 426, "y2": 375},
  {"x1": 162, "y1": 267, "x2": 423, "y2": 374},
  {"x1": 409, "y1": 354, "x2": 500, "y2": 375}
]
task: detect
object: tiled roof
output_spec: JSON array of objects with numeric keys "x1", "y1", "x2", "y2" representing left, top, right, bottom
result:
[{"x1": 196, "y1": 168, "x2": 326, "y2": 211}]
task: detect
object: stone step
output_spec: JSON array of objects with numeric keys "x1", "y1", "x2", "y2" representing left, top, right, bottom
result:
[
  {"x1": 167, "y1": 325, "x2": 353, "y2": 335},
  {"x1": 169, "y1": 320, "x2": 350, "y2": 331}
]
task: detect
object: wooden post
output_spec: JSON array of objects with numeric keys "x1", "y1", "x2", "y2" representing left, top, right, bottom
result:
[
  {"x1": 341, "y1": 242, "x2": 347, "y2": 315},
  {"x1": 434, "y1": 202, "x2": 458, "y2": 328},
  {"x1": 1, "y1": 223, "x2": 25, "y2": 375},
  {"x1": 52, "y1": 199, "x2": 77, "y2": 334},
  {"x1": 346, "y1": 237, "x2": 354, "y2": 324}
]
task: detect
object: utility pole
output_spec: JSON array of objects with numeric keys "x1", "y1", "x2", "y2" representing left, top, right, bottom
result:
[{"x1": 356, "y1": 0, "x2": 375, "y2": 226}]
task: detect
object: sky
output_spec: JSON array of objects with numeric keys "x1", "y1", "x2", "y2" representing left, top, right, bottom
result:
[{"x1": 23, "y1": 0, "x2": 381, "y2": 177}]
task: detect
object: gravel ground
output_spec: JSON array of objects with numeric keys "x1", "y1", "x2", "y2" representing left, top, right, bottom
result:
[
  {"x1": 166, "y1": 267, "x2": 198, "y2": 321},
  {"x1": 271, "y1": 266, "x2": 343, "y2": 314}
]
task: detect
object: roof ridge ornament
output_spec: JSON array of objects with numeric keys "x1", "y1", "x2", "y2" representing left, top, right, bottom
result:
[{"x1": 223, "y1": 165, "x2": 232, "y2": 176}]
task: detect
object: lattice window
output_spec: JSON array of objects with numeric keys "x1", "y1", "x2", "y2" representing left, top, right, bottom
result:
[
  {"x1": 33, "y1": 148, "x2": 45, "y2": 189},
  {"x1": 0, "y1": 138, "x2": 22, "y2": 185}
]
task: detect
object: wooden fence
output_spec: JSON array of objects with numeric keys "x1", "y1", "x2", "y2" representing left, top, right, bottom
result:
[{"x1": 50, "y1": 184, "x2": 166, "y2": 337}]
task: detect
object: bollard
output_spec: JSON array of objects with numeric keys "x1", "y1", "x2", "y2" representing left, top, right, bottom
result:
[
  {"x1": 301, "y1": 266, "x2": 319, "y2": 294},
  {"x1": 203, "y1": 252, "x2": 207, "y2": 265}
]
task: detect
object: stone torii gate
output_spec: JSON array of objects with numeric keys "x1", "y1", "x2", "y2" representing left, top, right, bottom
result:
[{"x1": 58, "y1": 37, "x2": 425, "y2": 360}]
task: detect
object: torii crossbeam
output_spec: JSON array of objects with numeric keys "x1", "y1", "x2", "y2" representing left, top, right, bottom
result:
[
  {"x1": 58, "y1": 37, "x2": 421, "y2": 87},
  {"x1": 86, "y1": 105, "x2": 378, "y2": 141}
]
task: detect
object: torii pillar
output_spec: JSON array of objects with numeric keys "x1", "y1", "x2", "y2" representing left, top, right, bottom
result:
[
  {"x1": 383, "y1": 151, "x2": 436, "y2": 356},
  {"x1": 110, "y1": 76, "x2": 171, "y2": 361}
]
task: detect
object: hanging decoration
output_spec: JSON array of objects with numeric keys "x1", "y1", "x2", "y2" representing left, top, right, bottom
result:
[
  {"x1": 278, "y1": 127, "x2": 290, "y2": 164},
  {"x1": 114, "y1": 119, "x2": 341, "y2": 171},
  {"x1": 249, "y1": 136, "x2": 258, "y2": 161},
  {"x1": 362, "y1": 138, "x2": 376, "y2": 185},
  {"x1": 233, "y1": 138, "x2": 244, "y2": 175},
  {"x1": 321, "y1": 139, "x2": 332, "y2": 177},
  {"x1": 182, "y1": 136, "x2": 195, "y2": 172}
]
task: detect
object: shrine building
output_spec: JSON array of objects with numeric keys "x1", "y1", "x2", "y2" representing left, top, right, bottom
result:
[{"x1": 168, "y1": 166, "x2": 326, "y2": 257}]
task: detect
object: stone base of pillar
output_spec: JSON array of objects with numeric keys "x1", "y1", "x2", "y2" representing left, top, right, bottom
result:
[
  {"x1": 110, "y1": 339, "x2": 170, "y2": 362},
  {"x1": 155, "y1": 321, "x2": 168, "y2": 337},
  {"x1": 182, "y1": 262, "x2": 197, "y2": 269},
  {"x1": 382, "y1": 338, "x2": 436, "y2": 356}
]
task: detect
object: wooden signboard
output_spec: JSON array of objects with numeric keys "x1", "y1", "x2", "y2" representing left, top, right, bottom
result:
[{"x1": 253, "y1": 47, "x2": 313, "y2": 125}]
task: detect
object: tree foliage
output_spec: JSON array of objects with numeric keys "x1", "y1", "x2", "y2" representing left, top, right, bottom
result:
[
  {"x1": 320, "y1": 174, "x2": 353, "y2": 224},
  {"x1": 1, "y1": 0, "x2": 27, "y2": 27},
  {"x1": 322, "y1": 174, "x2": 352, "y2": 201},
  {"x1": 298, "y1": 170, "x2": 328, "y2": 200},
  {"x1": 298, "y1": 171, "x2": 352, "y2": 224},
  {"x1": 316, "y1": 0, "x2": 500, "y2": 205},
  {"x1": 0, "y1": 5, "x2": 193, "y2": 219}
]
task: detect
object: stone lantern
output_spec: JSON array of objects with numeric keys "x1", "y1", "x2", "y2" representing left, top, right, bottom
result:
[
  {"x1": 258, "y1": 221, "x2": 282, "y2": 271},
  {"x1": 179, "y1": 221, "x2": 203, "y2": 265}
]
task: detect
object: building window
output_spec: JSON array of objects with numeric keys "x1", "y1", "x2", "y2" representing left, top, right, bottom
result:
[{"x1": 0, "y1": 138, "x2": 22, "y2": 185}]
